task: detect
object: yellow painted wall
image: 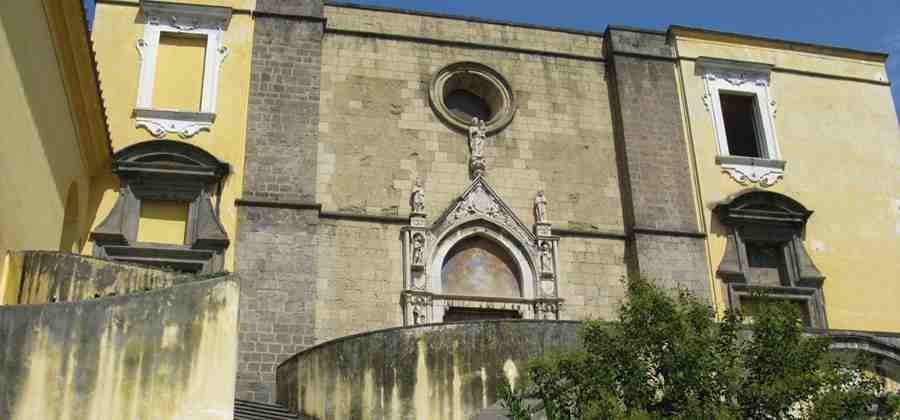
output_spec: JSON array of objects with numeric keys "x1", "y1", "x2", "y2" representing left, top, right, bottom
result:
[
  {"x1": 138, "y1": 200, "x2": 190, "y2": 244},
  {"x1": 153, "y1": 34, "x2": 206, "y2": 112},
  {"x1": 91, "y1": 0, "x2": 255, "y2": 270},
  {"x1": 674, "y1": 36, "x2": 900, "y2": 332},
  {"x1": 0, "y1": 1, "x2": 95, "y2": 258},
  {"x1": 0, "y1": 276, "x2": 239, "y2": 420}
]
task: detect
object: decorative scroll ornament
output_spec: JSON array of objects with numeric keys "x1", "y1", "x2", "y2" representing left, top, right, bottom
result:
[
  {"x1": 702, "y1": 69, "x2": 769, "y2": 88},
  {"x1": 721, "y1": 165, "x2": 783, "y2": 188},
  {"x1": 135, "y1": 118, "x2": 211, "y2": 139},
  {"x1": 136, "y1": 39, "x2": 148, "y2": 61},
  {"x1": 134, "y1": 110, "x2": 214, "y2": 139},
  {"x1": 170, "y1": 15, "x2": 200, "y2": 31}
]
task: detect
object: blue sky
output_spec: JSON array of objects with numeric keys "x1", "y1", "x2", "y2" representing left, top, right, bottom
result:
[{"x1": 82, "y1": 0, "x2": 899, "y2": 118}]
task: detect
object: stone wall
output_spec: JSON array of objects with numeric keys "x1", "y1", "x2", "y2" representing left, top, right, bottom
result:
[
  {"x1": 276, "y1": 320, "x2": 581, "y2": 420},
  {"x1": 315, "y1": 218, "x2": 405, "y2": 343},
  {"x1": 605, "y1": 27, "x2": 711, "y2": 299},
  {"x1": 309, "y1": 5, "x2": 630, "y2": 338},
  {"x1": 319, "y1": 6, "x2": 620, "y2": 232},
  {"x1": 235, "y1": 0, "x2": 326, "y2": 403},
  {"x1": 555, "y1": 236, "x2": 628, "y2": 320},
  {"x1": 0, "y1": 276, "x2": 239, "y2": 420}
]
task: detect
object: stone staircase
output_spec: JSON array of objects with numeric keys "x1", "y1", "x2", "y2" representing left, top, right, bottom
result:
[{"x1": 234, "y1": 399, "x2": 302, "y2": 420}]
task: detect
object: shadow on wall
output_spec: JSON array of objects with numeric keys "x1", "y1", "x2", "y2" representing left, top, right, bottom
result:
[{"x1": 0, "y1": 255, "x2": 239, "y2": 420}]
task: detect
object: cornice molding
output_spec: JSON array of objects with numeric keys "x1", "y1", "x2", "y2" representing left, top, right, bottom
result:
[{"x1": 41, "y1": 0, "x2": 112, "y2": 175}]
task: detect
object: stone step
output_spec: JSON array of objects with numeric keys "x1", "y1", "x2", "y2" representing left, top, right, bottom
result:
[{"x1": 234, "y1": 399, "x2": 301, "y2": 420}]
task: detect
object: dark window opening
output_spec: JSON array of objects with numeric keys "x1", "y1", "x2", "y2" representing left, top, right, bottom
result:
[
  {"x1": 720, "y1": 93, "x2": 763, "y2": 158},
  {"x1": 746, "y1": 242, "x2": 788, "y2": 287},
  {"x1": 740, "y1": 296, "x2": 812, "y2": 327},
  {"x1": 443, "y1": 307, "x2": 522, "y2": 323},
  {"x1": 445, "y1": 89, "x2": 492, "y2": 122}
]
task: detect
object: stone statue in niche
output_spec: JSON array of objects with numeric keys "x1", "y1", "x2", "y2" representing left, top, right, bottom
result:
[
  {"x1": 534, "y1": 190, "x2": 548, "y2": 223},
  {"x1": 468, "y1": 117, "x2": 487, "y2": 177},
  {"x1": 540, "y1": 241, "x2": 554, "y2": 274},
  {"x1": 411, "y1": 233, "x2": 426, "y2": 268},
  {"x1": 410, "y1": 179, "x2": 425, "y2": 214}
]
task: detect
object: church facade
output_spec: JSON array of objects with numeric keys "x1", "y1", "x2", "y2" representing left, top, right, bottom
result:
[{"x1": 1, "y1": 0, "x2": 899, "y2": 419}]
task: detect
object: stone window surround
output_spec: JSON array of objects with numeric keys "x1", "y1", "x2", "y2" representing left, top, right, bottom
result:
[
  {"x1": 429, "y1": 61, "x2": 517, "y2": 135},
  {"x1": 714, "y1": 190, "x2": 827, "y2": 328},
  {"x1": 699, "y1": 57, "x2": 784, "y2": 187},
  {"x1": 134, "y1": 0, "x2": 232, "y2": 139},
  {"x1": 91, "y1": 140, "x2": 231, "y2": 274}
]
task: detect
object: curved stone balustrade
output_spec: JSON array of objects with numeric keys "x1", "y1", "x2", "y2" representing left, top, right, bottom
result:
[{"x1": 276, "y1": 320, "x2": 581, "y2": 420}]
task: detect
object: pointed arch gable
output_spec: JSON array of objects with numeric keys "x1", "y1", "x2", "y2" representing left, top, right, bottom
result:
[{"x1": 402, "y1": 176, "x2": 562, "y2": 325}]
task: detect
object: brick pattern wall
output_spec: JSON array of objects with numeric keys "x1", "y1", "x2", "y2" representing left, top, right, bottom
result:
[
  {"x1": 236, "y1": 6, "x2": 325, "y2": 403},
  {"x1": 242, "y1": 16, "x2": 322, "y2": 203},
  {"x1": 606, "y1": 28, "x2": 711, "y2": 299}
]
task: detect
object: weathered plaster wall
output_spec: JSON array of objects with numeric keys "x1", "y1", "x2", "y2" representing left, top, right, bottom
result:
[
  {"x1": 674, "y1": 36, "x2": 900, "y2": 332},
  {"x1": 1, "y1": 251, "x2": 187, "y2": 305},
  {"x1": 0, "y1": 275, "x2": 239, "y2": 420},
  {"x1": 0, "y1": 1, "x2": 94, "y2": 258},
  {"x1": 90, "y1": 1, "x2": 255, "y2": 270},
  {"x1": 277, "y1": 320, "x2": 581, "y2": 420}
]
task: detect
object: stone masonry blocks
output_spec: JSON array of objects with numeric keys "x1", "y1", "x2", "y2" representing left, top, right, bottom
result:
[
  {"x1": 242, "y1": 16, "x2": 323, "y2": 202},
  {"x1": 235, "y1": 206, "x2": 319, "y2": 403},
  {"x1": 633, "y1": 234, "x2": 710, "y2": 299},
  {"x1": 607, "y1": 28, "x2": 712, "y2": 300},
  {"x1": 237, "y1": 7, "x2": 325, "y2": 403}
]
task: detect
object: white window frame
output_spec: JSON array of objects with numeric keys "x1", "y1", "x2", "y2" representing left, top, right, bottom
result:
[
  {"x1": 135, "y1": 1, "x2": 231, "y2": 138},
  {"x1": 699, "y1": 57, "x2": 785, "y2": 187}
]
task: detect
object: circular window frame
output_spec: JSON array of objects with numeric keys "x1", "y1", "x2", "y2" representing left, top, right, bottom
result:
[{"x1": 429, "y1": 62, "x2": 517, "y2": 135}]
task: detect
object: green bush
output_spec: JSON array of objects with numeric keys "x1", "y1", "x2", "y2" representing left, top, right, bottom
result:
[{"x1": 500, "y1": 278, "x2": 899, "y2": 419}]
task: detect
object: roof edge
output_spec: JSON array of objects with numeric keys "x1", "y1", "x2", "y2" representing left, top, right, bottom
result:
[
  {"x1": 324, "y1": 1, "x2": 605, "y2": 38},
  {"x1": 669, "y1": 25, "x2": 889, "y2": 63}
]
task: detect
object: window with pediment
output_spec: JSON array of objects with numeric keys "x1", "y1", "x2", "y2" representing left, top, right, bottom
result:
[
  {"x1": 134, "y1": 1, "x2": 231, "y2": 138},
  {"x1": 91, "y1": 140, "x2": 230, "y2": 273},
  {"x1": 714, "y1": 190, "x2": 826, "y2": 327}
]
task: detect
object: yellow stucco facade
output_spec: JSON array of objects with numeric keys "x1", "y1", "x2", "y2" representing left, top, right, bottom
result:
[
  {"x1": 0, "y1": 0, "x2": 111, "y2": 260},
  {"x1": 90, "y1": 0, "x2": 255, "y2": 271},
  {"x1": 672, "y1": 28, "x2": 900, "y2": 332}
]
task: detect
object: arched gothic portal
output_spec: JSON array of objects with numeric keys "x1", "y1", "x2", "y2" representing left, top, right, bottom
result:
[{"x1": 401, "y1": 177, "x2": 561, "y2": 325}]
